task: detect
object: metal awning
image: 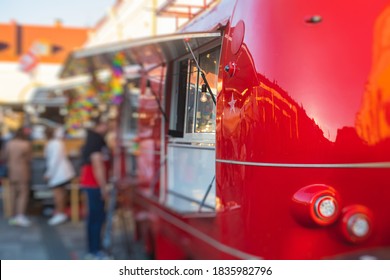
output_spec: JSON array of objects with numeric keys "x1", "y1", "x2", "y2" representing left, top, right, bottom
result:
[
  {"x1": 60, "y1": 31, "x2": 221, "y2": 78},
  {"x1": 27, "y1": 74, "x2": 108, "y2": 106},
  {"x1": 29, "y1": 88, "x2": 68, "y2": 107}
]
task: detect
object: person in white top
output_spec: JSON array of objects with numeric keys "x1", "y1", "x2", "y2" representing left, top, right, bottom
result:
[{"x1": 44, "y1": 127, "x2": 76, "y2": 226}]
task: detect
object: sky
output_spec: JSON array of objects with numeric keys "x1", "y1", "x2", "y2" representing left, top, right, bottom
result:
[{"x1": 0, "y1": 0, "x2": 116, "y2": 27}]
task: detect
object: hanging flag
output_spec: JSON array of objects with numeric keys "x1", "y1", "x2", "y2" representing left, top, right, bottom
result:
[
  {"x1": 19, "y1": 39, "x2": 51, "y2": 73},
  {"x1": 19, "y1": 51, "x2": 38, "y2": 72}
]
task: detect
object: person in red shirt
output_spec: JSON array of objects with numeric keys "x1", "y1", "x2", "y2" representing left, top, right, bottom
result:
[{"x1": 79, "y1": 116, "x2": 110, "y2": 259}]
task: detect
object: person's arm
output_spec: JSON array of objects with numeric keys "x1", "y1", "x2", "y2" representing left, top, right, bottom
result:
[
  {"x1": 1, "y1": 142, "x2": 9, "y2": 162},
  {"x1": 91, "y1": 151, "x2": 108, "y2": 199}
]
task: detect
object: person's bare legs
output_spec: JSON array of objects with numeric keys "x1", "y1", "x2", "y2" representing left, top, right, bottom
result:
[
  {"x1": 53, "y1": 187, "x2": 66, "y2": 214},
  {"x1": 16, "y1": 181, "x2": 29, "y2": 216},
  {"x1": 9, "y1": 181, "x2": 17, "y2": 217},
  {"x1": 9, "y1": 180, "x2": 31, "y2": 226},
  {"x1": 48, "y1": 185, "x2": 68, "y2": 225}
]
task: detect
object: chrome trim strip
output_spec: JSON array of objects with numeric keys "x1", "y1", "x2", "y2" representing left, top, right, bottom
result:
[
  {"x1": 136, "y1": 195, "x2": 261, "y2": 260},
  {"x1": 216, "y1": 159, "x2": 390, "y2": 169}
]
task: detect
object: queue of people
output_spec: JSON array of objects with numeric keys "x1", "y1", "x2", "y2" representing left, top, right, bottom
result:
[
  {"x1": 0, "y1": 116, "x2": 115, "y2": 259},
  {"x1": 0, "y1": 126, "x2": 75, "y2": 227}
]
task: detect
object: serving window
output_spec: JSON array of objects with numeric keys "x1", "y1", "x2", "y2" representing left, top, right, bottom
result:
[
  {"x1": 169, "y1": 45, "x2": 220, "y2": 140},
  {"x1": 165, "y1": 43, "x2": 221, "y2": 214}
]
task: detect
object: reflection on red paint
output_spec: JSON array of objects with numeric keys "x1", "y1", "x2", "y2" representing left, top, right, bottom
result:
[{"x1": 356, "y1": 6, "x2": 390, "y2": 145}]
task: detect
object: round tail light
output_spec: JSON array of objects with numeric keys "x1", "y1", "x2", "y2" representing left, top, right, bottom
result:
[
  {"x1": 291, "y1": 184, "x2": 341, "y2": 226},
  {"x1": 349, "y1": 214, "x2": 370, "y2": 237},
  {"x1": 315, "y1": 195, "x2": 337, "y2": 219},
  {"x1": 341, "y1": 205, "x2": 373, "y2": 243}
]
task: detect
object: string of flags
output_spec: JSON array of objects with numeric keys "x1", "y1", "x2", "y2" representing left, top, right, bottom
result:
[{"x1": 110, "y1": 52, "x2": 125, "y2": 105}]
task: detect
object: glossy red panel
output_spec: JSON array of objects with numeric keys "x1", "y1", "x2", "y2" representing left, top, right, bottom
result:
[
  {"x1": 218, "y1": 0, "x2": 390, "y2": 164},
  {"x1": 215, "y1": 0, "x2": 390, "y2": 259}
]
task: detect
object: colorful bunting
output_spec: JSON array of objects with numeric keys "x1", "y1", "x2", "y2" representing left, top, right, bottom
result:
[{"x1": 65, "y1": 52, "x2": 126, "y2": 135}]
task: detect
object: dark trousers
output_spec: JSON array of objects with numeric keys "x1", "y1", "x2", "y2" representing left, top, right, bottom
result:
[{"x1": 83, "y1": 188, "x2": 105, "y2": 254}]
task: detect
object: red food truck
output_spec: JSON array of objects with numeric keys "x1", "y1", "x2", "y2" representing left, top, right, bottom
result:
[{"x1": 61, "y1": 0, "x2": 390, "y2": 259}]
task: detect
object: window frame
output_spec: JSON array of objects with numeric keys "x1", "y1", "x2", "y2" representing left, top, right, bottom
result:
[{"x1": 169, "y1": 39, "x2": 221, "y2": 145}]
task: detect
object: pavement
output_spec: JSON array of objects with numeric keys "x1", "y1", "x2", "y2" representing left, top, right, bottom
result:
[{"x1": 0, "y1": 186, "x2": 147, "y2": 260}]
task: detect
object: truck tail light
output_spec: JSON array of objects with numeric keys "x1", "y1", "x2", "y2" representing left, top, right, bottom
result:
[
  {"x1": 341, "y1": 205, "x2": 372, "y2": 243},
  {"x1": 291, "y1": 184, "x2": 341, "y2": 226},
  {"x1": 315, "y1": 195, "x2": 338, "y2": 220}
]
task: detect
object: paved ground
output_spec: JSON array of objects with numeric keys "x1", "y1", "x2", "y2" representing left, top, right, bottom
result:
[{"x1": 0, "y1": 187, "x2": 147, "y2": 260}]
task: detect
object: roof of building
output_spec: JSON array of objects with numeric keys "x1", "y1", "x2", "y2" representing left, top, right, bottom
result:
[{"x1": 0, "y1": 21, "x2": 88, "y2": 64}]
